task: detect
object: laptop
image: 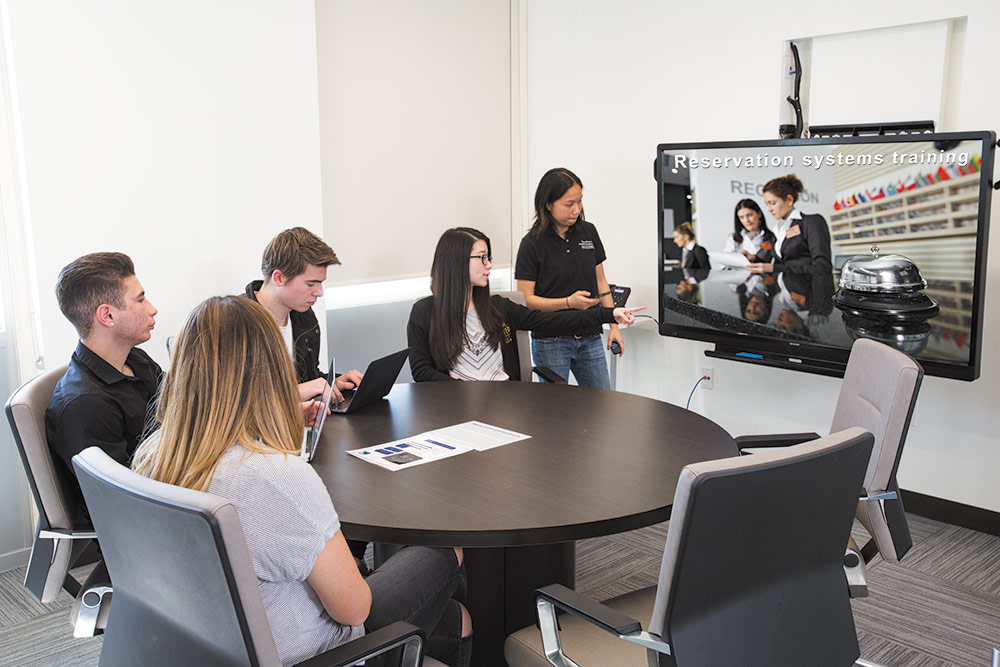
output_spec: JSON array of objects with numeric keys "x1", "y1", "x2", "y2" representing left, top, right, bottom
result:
[
  {"x1": 330, "y1": 348, "x2": 409, "y2": 415},
  {"x1": 301, "y1": 358, "x2": 336, "y2": 462},
  {"x1": 300, "y1": 349, "x2": 409, "y2": 462}
]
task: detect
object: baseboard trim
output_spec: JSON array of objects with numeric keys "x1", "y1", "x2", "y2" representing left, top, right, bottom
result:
[
  {"x1": 901, "y1": 489, "x2": 1000, "y2": 537},
  {"x1": 0, "y1": 547, "x2": 31, "y2": 574}
]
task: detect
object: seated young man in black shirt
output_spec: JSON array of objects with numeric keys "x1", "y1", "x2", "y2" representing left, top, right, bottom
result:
[{"x1": 46, "y1": 252, "x2": 162, "y2": 527}]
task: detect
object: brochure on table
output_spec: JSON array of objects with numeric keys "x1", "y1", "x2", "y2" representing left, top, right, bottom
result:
[{"x1": 348, "y1": 421, "x2": 530, "y2": 471}]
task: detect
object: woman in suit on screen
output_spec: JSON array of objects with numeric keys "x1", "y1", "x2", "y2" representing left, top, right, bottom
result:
[
  {"x1": 747, "y1": 174, "x2": 832, "y2": 274},
  {"x1": 724, "y1": 198, "x2": 775, "y2": 264},
  {"x1": 407, "y1": 227, "x2": 641, "y2": 382},
  {"x1": 132, "y1": 296, "x2": 472, "y2": 666},
  {"x1": 672, "y1": 222, "x2": 712, "y2": 270}
]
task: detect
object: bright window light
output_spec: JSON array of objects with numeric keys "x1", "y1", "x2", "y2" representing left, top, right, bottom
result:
[{"x1": 326, "y1": 268, "x2": 512, "y2": 310}]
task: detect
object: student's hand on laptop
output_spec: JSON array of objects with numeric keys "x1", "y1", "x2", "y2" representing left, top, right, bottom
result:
[
  {"x1": 332, "y1": 370, "x2": 364, "y2": 402},
  {"x1": 301, "y1": 400, "x2": 322, "y2": 427},
  {"x1": 298, "y1": 377, "x2": 330, "y2": 403}
]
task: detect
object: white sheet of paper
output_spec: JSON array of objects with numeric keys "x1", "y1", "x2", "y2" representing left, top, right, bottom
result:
[
  {"x1": 346, "y1": 421, "x2": 531, "y2": 471},
  {"x1": 429, "y1": 421, "x2": 531, "y2": 451},
  {"x1": 710, "y1": 251, "x2": 750, "y2": 269}
]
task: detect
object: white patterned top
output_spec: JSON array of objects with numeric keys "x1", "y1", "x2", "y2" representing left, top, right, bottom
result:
[{"x1": 449, "y1": 310, "x2": 509, "y2": 381}]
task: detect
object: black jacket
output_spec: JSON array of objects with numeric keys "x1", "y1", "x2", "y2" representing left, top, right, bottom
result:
[
  {"x1": 244, "y1": 280, "x2": 325, "y2": 383},
  {"x1": 780, "y1": 271, "x2": 836, "y2": 317},
  {"x1": 407, "y1": 295, "x2": 616, "y2": 382},
  {"x1": 681, "y1": 244, "x2": 711, "y2": 270},
  {"x1": 773, "y1": 213, "x2": 832, "y2": 274}
]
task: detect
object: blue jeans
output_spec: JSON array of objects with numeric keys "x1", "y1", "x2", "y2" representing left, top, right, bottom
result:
[{"x1": 532, "y1": 334, "x2": 611, "y2": 389}]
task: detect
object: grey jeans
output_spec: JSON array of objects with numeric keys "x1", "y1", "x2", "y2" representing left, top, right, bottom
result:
[{"x1": 365, "y1": 545, "x2": 469, "y2": 666}]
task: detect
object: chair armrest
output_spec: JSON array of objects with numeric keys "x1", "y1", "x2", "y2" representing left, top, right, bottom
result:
[
  {"x1": 38, "y1": 529, "x2": 98, "y2": 540},
  {"x1": 860, "y1": 491, "x2": 898, "y2": 502},
  {"x1": 735, "y1": 432, "x2": 820, "y2": 453},
  {"x1": 293, "y1": 621, "x2": 424, "y2": 667},
  {"x1": 536, "y1": 584, "x2": 641, "y2": 636},
  {"x1": 532, "y1": 366, "x2": 567, "y2": 384},
  {"x1": 534, "y1": 584, "x2": 672, "y2": 657}
]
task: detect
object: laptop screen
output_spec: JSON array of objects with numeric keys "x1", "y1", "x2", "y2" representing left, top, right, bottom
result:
[{"x1": 302, "y1": 358, "x2": 335, "y2": 461}]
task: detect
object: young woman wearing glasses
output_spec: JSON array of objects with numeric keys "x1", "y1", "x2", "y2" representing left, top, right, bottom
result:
[{"x1": 407, "y1": 227, "x2": 642, "y2": 382}]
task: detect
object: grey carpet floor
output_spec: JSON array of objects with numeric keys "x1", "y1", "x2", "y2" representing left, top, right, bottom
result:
[{"x1": 1, "y1": 514, "x2": 997, "y2": 665}]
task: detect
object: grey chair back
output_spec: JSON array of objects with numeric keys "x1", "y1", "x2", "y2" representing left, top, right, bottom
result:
[
  {"x1": 648, "y1": 427, "x2": 874, "y2": 667},
  {"x1": 830, "y1": 338, "x2": 923, "y2": 562},
  {"x1": 497, "y1": 291, "x2": 533, "y2": 382},
  {"x1": 4, "y1": 364, "x2": 85, "y2": 603},
  {"x1": 73, "y1": 446, "x2": 283, "y2": 667}
]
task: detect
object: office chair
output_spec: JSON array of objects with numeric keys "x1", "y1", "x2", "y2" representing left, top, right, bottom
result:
[
  {"x1": 735, "y1": 338, "x2": 923, "y2": 596},
  {"x1": 504, "y1": 428, "x2": 875, "y2": 666},
  {"x1": 497, "y1": 291, "x2": 565, "y2": 383},
  {"x1": 4, "y1": 364, "x2": 111, "y2": 637},
  {"x1": 72, "y1": 446, "x2": 438, "y2": 667}
]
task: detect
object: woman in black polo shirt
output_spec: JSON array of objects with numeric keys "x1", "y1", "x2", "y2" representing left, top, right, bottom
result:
[{"x1": 514, "y1": 168, "x2": 620, "y2": 388}]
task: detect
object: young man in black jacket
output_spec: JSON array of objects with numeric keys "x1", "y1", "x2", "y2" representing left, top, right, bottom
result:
[
  {"x1": 244, "y1": 227, "x2": 362, "y2": 403},
  {"x1": 245, "y1": 227, "x2": 368, "y2": 566}
]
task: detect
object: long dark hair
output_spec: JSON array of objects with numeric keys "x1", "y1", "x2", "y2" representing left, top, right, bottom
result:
[
  {"x1": 429, "y1": 227, "x2": 504, "y2": 369},
  {"x1": 529, "y1": 167, "x2": 584, "y2": 237},
  {"x1": 732, "y1": 199, "x2": 771, "y2": 244}
]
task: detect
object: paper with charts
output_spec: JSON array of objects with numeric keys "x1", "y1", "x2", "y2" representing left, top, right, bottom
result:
[{"x1": 347, "y1": 421, "x2": 531, "y2": 471}]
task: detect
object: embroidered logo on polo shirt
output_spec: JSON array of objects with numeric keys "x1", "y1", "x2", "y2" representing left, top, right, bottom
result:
[{"x1": 579, "y1": 240, "x2": 595, "y2": 250}]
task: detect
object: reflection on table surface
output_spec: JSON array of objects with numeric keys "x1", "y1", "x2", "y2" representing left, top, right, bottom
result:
[{"x1": 660, "y1": 266, "x2": 973, "y2": 363}]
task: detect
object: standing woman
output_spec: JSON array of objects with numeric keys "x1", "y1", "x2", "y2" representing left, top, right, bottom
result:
[
  {"x1": 515, "y1": 168, "x2": 621, "y2": 388},
  {"x1": 747, "y1": 174, "x2": 832, "y2": 274},
  {"x1": 407, "y1": 227, "x2": 641, "y2": 382},
  {"x1": 725, "y1": 198, "x2": 775, "y2": 264},
  {"x1": 132, "y1": 296, "x2": 471, "y2": 666}
]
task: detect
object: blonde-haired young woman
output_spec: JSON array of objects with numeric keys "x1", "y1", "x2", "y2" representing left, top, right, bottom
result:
[{"x1": 133, "y1": 296, "x2": 471, "y2": 666}]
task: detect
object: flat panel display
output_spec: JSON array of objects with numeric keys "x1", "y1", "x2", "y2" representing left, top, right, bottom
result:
[{"x1": 656, "y1": 131, "x2": 995, "y2": 380}]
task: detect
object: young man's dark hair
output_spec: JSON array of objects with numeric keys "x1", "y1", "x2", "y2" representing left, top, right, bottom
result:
[
  {"x1": 55, "y1": 252, "x2": 135, "y2": 338},
  {"x1": 260, "y1": 227, "x2": 341, "y2": 281}
]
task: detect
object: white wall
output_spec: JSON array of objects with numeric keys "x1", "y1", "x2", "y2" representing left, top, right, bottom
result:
[
  {"x1": 315, "y1": 0, "x2": 513, "y2": 286},
  {"x1": 526, "y1": 0, "x2": 1000, "y2": 512},
  {"x1": 4, "y1": 0, "x2": 325, "y2": 372}
]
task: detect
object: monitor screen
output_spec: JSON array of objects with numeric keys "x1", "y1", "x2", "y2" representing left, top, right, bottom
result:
[{"x1": 656, "y1": 131, "x2": 994, "y2": 380}]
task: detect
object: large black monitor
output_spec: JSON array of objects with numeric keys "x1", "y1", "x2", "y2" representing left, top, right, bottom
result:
[{"x1": 656, "y1": 131, "x2": 995, "y2": 380}]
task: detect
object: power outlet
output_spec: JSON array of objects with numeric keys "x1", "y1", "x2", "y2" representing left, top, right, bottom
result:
[{"x1": 701, "y1": 367, "x2": 714, "y2": 390}]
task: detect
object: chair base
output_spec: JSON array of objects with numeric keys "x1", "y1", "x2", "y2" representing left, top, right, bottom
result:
[
  {"x1": 844, "y1": 548, "x2": 868, "y2": 598},
  {"x1": 69, "y1": 561, "x2": 112, "y2": 637}
]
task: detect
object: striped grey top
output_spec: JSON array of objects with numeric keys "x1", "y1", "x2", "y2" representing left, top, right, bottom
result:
[{"x1": 207, "y1": 444, "x2": 364, "y2": 665}]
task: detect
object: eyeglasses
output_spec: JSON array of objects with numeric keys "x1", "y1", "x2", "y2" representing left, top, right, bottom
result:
[{"x1": 470, "y1": 254, "x2": 493, "y2": 265}]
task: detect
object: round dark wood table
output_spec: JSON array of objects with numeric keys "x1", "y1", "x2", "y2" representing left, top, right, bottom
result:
[{"x1": 312, "y1": 381, "x2": 737, "y2": 666}]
